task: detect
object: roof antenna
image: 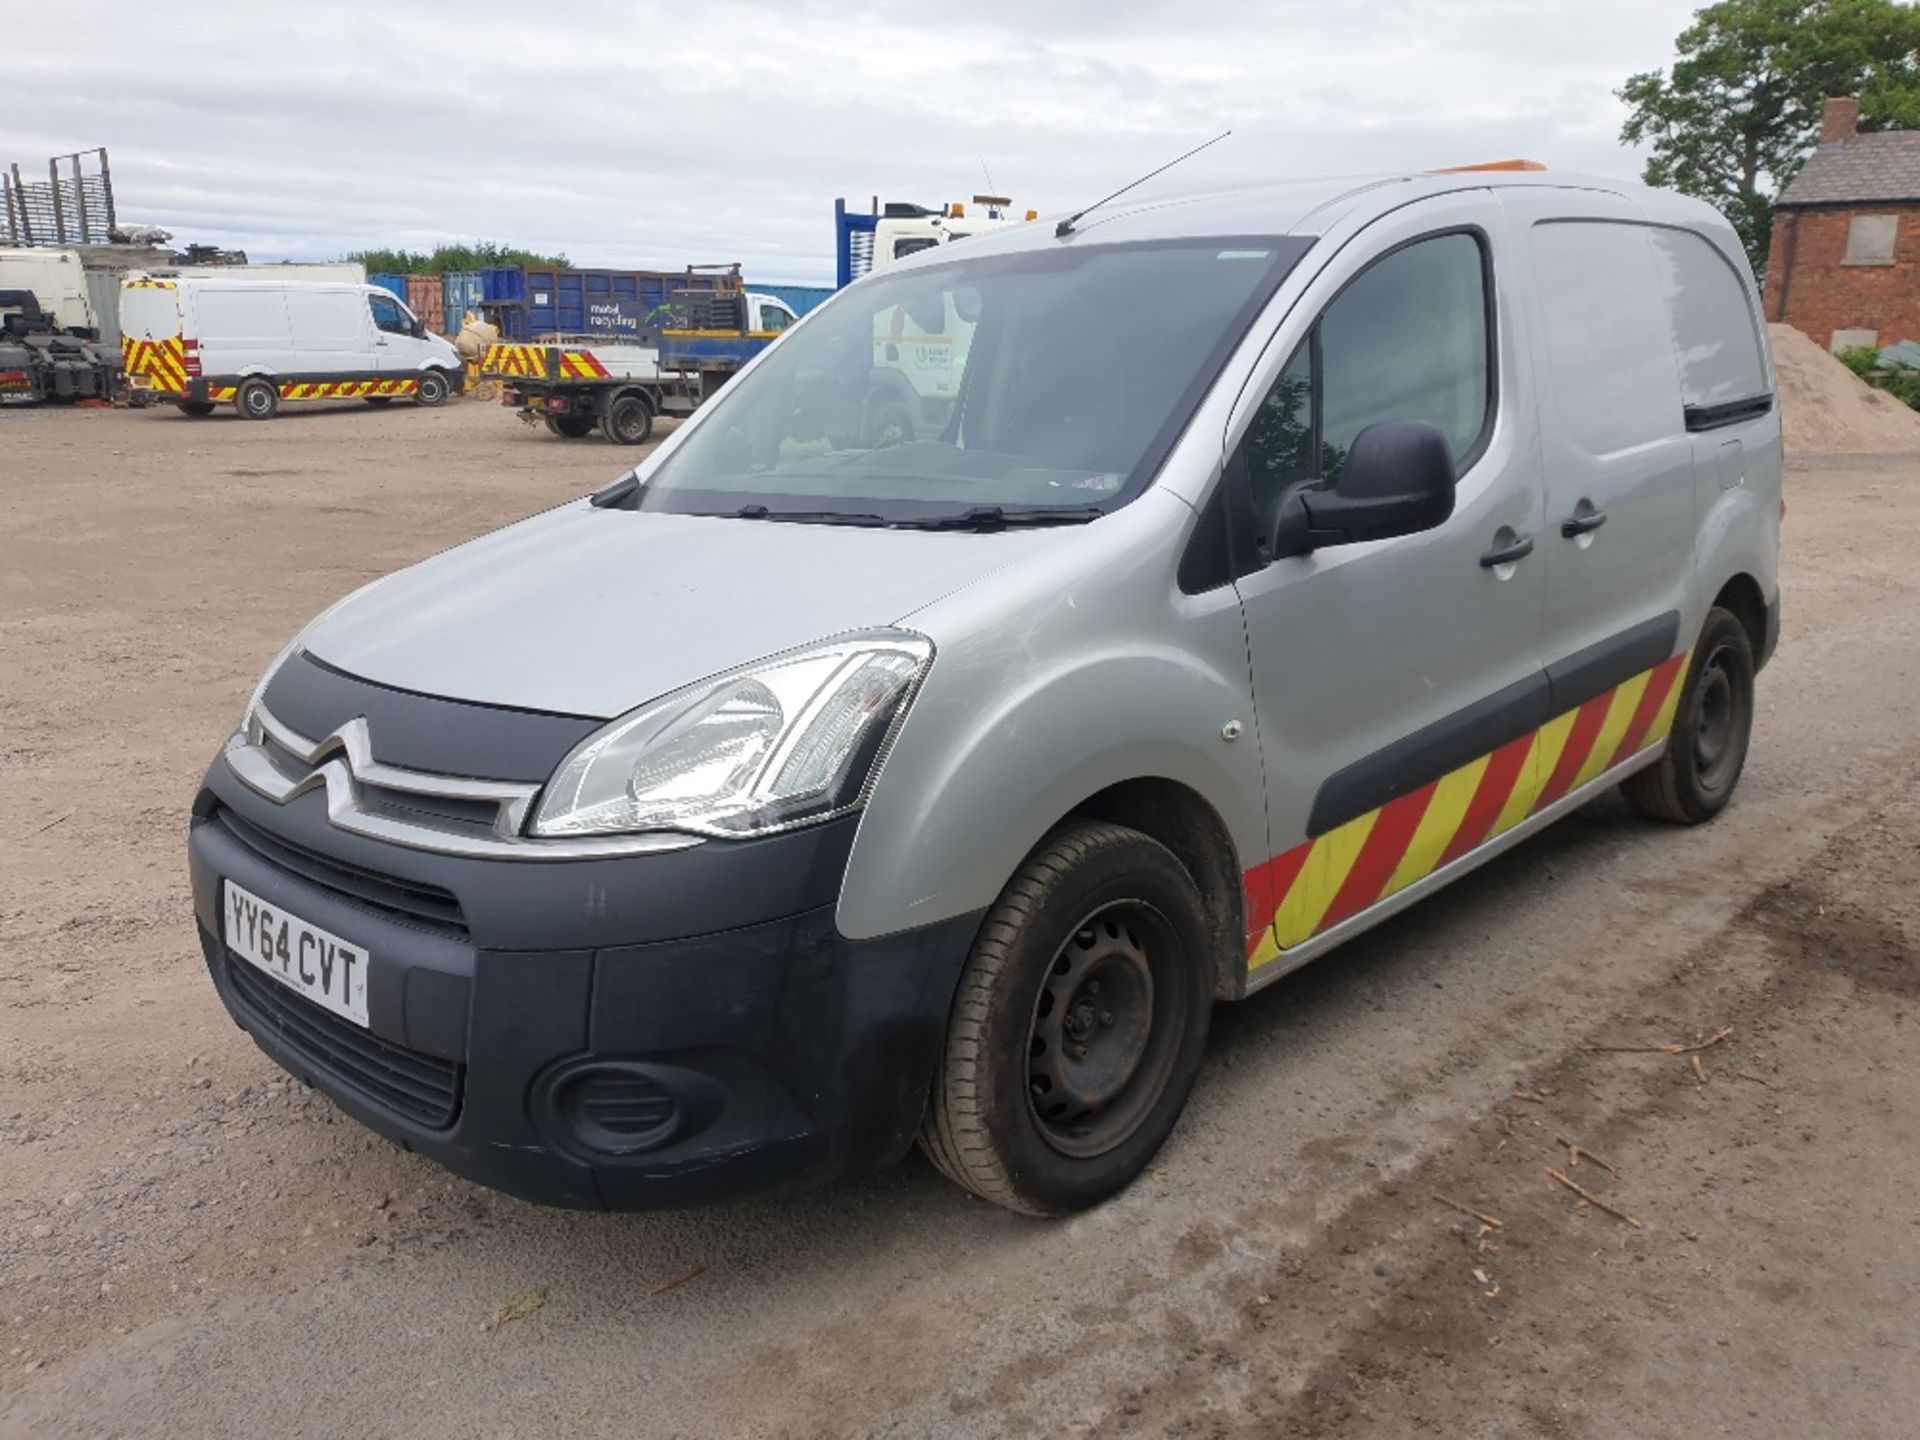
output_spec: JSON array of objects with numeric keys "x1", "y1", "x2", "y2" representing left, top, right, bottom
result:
[
  {"x1": 979, "y1": 153, "x2": 997, "y2": 194},
  {"x1": 1055, "y1": 130, "x2": 1231, "y2": 238}
]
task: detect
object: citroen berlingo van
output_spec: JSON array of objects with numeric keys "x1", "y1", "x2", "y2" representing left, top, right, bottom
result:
[{"x1": 189, "y1": 167, "x2": 1780, "y2": 1215}]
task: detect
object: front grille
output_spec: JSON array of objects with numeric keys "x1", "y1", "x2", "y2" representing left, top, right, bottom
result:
[
  {"x1": 224, "y1": 953, "x2": 463, "y2": 1129},
  {"x1": 214, "y1": 807, "x2": 467, "y2": 937}
]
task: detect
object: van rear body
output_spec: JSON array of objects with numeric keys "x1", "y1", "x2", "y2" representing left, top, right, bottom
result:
[
  {"x1": 121, "y1": 276, "x2": 462, "y2": 417},
  {"x1": 187, "y1": 168, "x2": 1780, "y2": 1215}
]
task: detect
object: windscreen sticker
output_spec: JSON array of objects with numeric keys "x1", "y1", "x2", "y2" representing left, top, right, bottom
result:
[{"x1": 1216, "y1": 250, "x2": 1272, "y2": 260}]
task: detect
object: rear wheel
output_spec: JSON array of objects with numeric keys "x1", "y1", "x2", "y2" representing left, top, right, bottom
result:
[
  {"x1": 601, "y1": 392, "x2": 653, "y2": 445},
  {"x1": 919, "y1": 821, "x2": 1213, "y2": 1215},
  {"x1": 1622, "y1": 606, "x2": 1755, "y2": 824},
  {"x1": 414, "y1": 370, "x2": 450, "y2": 407},
  {"x1": 235, "y1": 379, "x2": 278, "y2": 420},
  {"x1": 178, "y1": 401, "x2": 216, "y2": 418},
  {"x1": 545, "y1": 414, "x2": 595, "y2": 439}
]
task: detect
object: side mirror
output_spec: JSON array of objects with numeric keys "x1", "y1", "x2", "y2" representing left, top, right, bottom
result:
[
  {"x1": 411, "y1": 318, "x2": 426, "y2": 339},
  {"x1": 1269, "y1": 420, "x2": 1457, "y2": 560}
]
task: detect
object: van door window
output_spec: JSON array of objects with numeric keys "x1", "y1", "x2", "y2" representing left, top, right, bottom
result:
[
  {"x1": 1241, "y1": 231, "x2": 1491, "y2": 539},
  {"x1": 760, "y1": 305, "x2": 791, "y2": 333},
  {"x1": 369, "y1": 294, "x2": 412, "y2": 336},
  {"x1": 892, "y1": 237, "x2": 939, "y2": 261},
  {"x1": 1645, "y1": 227, "x2": 1769, "y2": 422},
  {"x1": 1529, "y1": 223, "x2": 1681, "y2": 454}
]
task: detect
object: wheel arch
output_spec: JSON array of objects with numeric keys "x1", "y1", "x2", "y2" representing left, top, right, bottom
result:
[
  {"x1": 1709, "y1": 571, "x2": 1768, "y2": 663},
  {"x1": 1062, "y1": 777, "x2": 1248, "y2": 1000}
]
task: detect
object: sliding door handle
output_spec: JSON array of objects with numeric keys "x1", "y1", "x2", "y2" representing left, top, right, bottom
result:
[
  {"x1": 1561, "y1": 508, "x2": 1608, "y2": 538},
  {"x1": 1479, "y1": 531, "x2": 1534, "y2": 568}
]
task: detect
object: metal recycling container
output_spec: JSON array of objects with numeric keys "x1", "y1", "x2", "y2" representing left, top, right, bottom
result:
[
  {"x1": 442, "y1": 271, "x2": 485, "y2": 332},
  {"x1": 518, "y1": 268, "x2": 721, "y2": 341},
  {"x1": 404, "y1": 274, "x2": 446, "y2": 334},
  {"x1": 369, "y1": 272, "x2": 408, "y2": 301}
]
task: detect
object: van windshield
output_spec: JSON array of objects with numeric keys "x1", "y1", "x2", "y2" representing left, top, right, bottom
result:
[{"x1": 639, "y1": 237, "x2": 1310, "y2": 525}]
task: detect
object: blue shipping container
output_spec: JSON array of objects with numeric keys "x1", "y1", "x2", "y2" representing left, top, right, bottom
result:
[
  {"x1": 480, "y1": 266, "x2": 525, "y2": 304},
  {"x1": 751, "y1": 282, "x2": 834, "y2": 317},
  {"x1": 369, "y1": 272, "x2": 408, "y2": 300},
  {"x1": 442, "y1": 271, "x2": 485, "y2": 331}
]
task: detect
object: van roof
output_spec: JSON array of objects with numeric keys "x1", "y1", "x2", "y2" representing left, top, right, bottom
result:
[
  {"x1": 935, "y1": 168, "x2": 1728, "y2": 257},
  {"x1": 156, "y1": 276, "x2": 377, "y2": 293}
]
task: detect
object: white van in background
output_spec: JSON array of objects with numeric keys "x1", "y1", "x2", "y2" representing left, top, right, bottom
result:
[{"x1": 120, "y1": 277, "x2": 463, "y2": 418}]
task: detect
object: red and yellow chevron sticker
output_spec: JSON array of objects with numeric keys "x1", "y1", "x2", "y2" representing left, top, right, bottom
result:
[
  {"x1": 121, "y1": 334, "x2": 188, "y2": 393},
  {"x1": 480, "y1": 343, "x2": 548, "y2": 378},
  {"x1": 1243, "y1": 651, "x2": 1690, "y2": 969},
  {"x1": 121, "y1": 278, "x2": 178, "y2": 290},
  {"x1": 276, "y1": 378, "x2": 418, "y2": 400},
  {"x1": 556, "y1": 350, "x2": 610, "y2": 379}
]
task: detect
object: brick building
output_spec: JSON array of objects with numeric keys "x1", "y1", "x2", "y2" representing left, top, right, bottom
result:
[{"x1": 1764, "y1": 97, "x2": 1920, "y2": 352}]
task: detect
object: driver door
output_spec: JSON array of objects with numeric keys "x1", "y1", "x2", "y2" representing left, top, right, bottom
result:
[
  {"x1": 1230, "y1": 193, "x2": 1548, "y2": 971},
  {"x1": 368, "y1": 291, "x2": 424, "y2": 378}
]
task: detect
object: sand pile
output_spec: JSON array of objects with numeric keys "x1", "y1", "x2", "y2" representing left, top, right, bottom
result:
[{"x1": 1769, "y1": 323, "x2": 1920, "y2": 454}]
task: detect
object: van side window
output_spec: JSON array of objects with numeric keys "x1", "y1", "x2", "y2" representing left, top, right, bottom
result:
[
  {"x1": 369, "y1": 294, "x2": 410, "y2": 336},
  {"x1": 1529, "y1": 223, "x2": 1681, "y2": 454},
  {"x1": 893, "y1": 237, "x2": 939, "y2": 260},
  {"x1": 1645, "y1": 227, "x2": 1769, "y2": 420},
  {"x1": 1241, "y1": 231, "x2": 1490, "y2": 539},
  {"x1": 761, "y1": 305, "x2": 791, "y2": 333}
]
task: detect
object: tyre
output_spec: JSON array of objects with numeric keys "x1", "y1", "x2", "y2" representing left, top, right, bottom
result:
[
  {"x1": 235, "y1": 378, "x2": 278, "y2": 420},
  {"x1": 1622, "y1": 606, "x2": 1755, "y2": 824},
  {"x1": 545, "y1": 414, "x2": 595, "y2": 439},
  {"x1": 865, "y1": 399, "x2": 913, "y2": 449},
  {"x1": 178, "y1": 401, "x2": 216, "y2": 418},
  {"x1": 600, "y1": 392, "x2": 653, "y2": 445},
  {"x1": 365, "y1": 396, "x2": 393, "y2": 407},
  {"x1": 414, "y1": 370, "x2": 450, "y2": 407},
  {"x1": 919, "y1": 821, "x2": 1213, "y2": 1215}
]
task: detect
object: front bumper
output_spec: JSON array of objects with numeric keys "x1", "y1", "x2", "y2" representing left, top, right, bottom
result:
[{"x1": 188, "y1": 755, "x2": 977, "y2": 1210}]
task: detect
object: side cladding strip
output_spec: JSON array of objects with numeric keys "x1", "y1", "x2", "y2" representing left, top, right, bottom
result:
[{"x1": 1246, "y1": 648, "x2": 1690, "y2": 968}]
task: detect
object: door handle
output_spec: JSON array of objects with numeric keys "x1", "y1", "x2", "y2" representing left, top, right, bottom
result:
[
  {"x1": 1561, "y1": 508, "x2": 1607, "y2": 538},
  {"x1": 1479, "y1": 531, "x2": 1534, "y2": 567}
]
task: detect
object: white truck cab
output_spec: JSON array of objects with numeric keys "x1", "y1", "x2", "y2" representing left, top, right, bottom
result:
[{"x1": 120, "y1": 276, "x2": 463, "y2": 419}]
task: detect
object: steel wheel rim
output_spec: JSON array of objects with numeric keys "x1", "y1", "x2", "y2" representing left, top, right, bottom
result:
[
  {"x1": 1025, "y1": 900, "x2": 1182, "y2": 1159},
  {"x1": 613, "y1": 404, "x2": 646, "y2": 441},
  {"x1": 244, "y1": 387, "x2": 270, "y2": 416},
  {"x1": 1692, "y1": 641, "x2": 1742, "y2": 794}
]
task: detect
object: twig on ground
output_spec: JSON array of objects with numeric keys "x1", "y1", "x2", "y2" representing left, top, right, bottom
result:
[
  {"x1": 649, "y1": 1264, "x2": 706, "y2": 1296},
  {"x1": 1582, "y1": 1025, "x2": 1733, "y2": 1057},
  {"x1": 1726, "y1": 1068, "x2": 1779, "y2": 1090},
  {"x1": 1545, "y1": 1167, "x2": 1642, "y2": 1228},
  {"x1": 1433, "y1": 1195, "x2": 1503, "y2": 1230},
  {"x1": 1691, "y1": 1054, "x2": 1709, "y2": 1086},
  {"x1": 1554, "y1": 1135, "x2": 1618, "y2": 1176},
  {"x1": 29, "y1": 812, "x2": 71, "y2": 838},
  {"x1": 1511, "y1": 1089, "x2": 1546, "y2": 1103}
]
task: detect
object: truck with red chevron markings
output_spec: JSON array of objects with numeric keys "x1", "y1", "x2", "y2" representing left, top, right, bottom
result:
[{"x1": 481, "y1": 287, "x2": 798, "y2": 444}]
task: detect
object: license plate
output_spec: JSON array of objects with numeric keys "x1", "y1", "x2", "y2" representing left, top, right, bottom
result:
[{"x1": 222, "y1": 880, "x2": 370, "y2": 1028}]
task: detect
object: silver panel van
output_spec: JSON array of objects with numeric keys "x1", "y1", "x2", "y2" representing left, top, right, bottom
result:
[{"x1": 189, "y1": 168, "x2": 1780, "y2": 1214}]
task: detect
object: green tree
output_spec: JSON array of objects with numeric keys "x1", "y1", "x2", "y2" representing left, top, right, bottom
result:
[
  {"x1": 341, "y1": 240, "x2": 571, "y2": 275},
  {"x1": 1618, "y1": 0, "x2": 1920, "y2": 272}
]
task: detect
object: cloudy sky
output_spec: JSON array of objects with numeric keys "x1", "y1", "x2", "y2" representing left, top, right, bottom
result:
[{"x1": 8, "y1": 1, "x2": 1699, "y2": 284}]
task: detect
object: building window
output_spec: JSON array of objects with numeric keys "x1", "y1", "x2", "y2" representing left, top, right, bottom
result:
[{"x1": 1842, "y1": 214, "x2": 1898, "y2": 266}]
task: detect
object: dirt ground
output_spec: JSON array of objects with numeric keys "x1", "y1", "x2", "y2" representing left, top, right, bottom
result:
[{"x1": 2, "y1": 402, "x2": 1917, "y2": 1440}]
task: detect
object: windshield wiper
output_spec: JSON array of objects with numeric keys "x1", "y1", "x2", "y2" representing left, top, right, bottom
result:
[
  {"x1": 895, "y1": 504, "x2": 1105, "y2": 532},
  {"x1": 730, "y1": 504, "x2": 889, "y2": 527}
]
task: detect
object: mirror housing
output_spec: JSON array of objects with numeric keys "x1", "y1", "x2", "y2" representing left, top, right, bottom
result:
[
  {"x1": 1269, "y1": 420, "x2": 1457, "y2": 561},
  {"x1": 411, "y1": 318, "x2": 427, "y2": 339}
]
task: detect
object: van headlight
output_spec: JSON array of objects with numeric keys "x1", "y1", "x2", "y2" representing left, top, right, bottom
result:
[{"x1": 530, "y1": 632, "x2": 933, "y2": 839}]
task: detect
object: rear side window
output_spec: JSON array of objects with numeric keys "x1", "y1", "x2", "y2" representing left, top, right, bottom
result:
[
  {"x1": 1241, "y1": 230, "x2": 1491, "y2": 539},
  {"x1": 1529, "y1": 222, "x2": 1680, "y2": 456},
  {"x1": 1645, "y1": 227, "x2": 1767, "y2": 409}
]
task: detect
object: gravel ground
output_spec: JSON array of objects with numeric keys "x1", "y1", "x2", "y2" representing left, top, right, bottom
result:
[{"x1": 2, "y1": 403, "x2": 1917, "y2": 1439}]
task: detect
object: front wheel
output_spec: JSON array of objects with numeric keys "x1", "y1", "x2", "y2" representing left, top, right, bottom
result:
[
  {"x1": 1622, "y1": 606, "x2": 1755, "y2": 824},
  {"x1": 178, "y1": 401, "x2": 216, "y2": 418},
  {"x1": 545, "y1": 414, "x2": 595, "y2": 439},
  {"x1": 919, "y1": 821, "x2": 1213, "y2": 1215},
  {"x1": 414, "y1": 370, "x2": 450, "y2": 407}
]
